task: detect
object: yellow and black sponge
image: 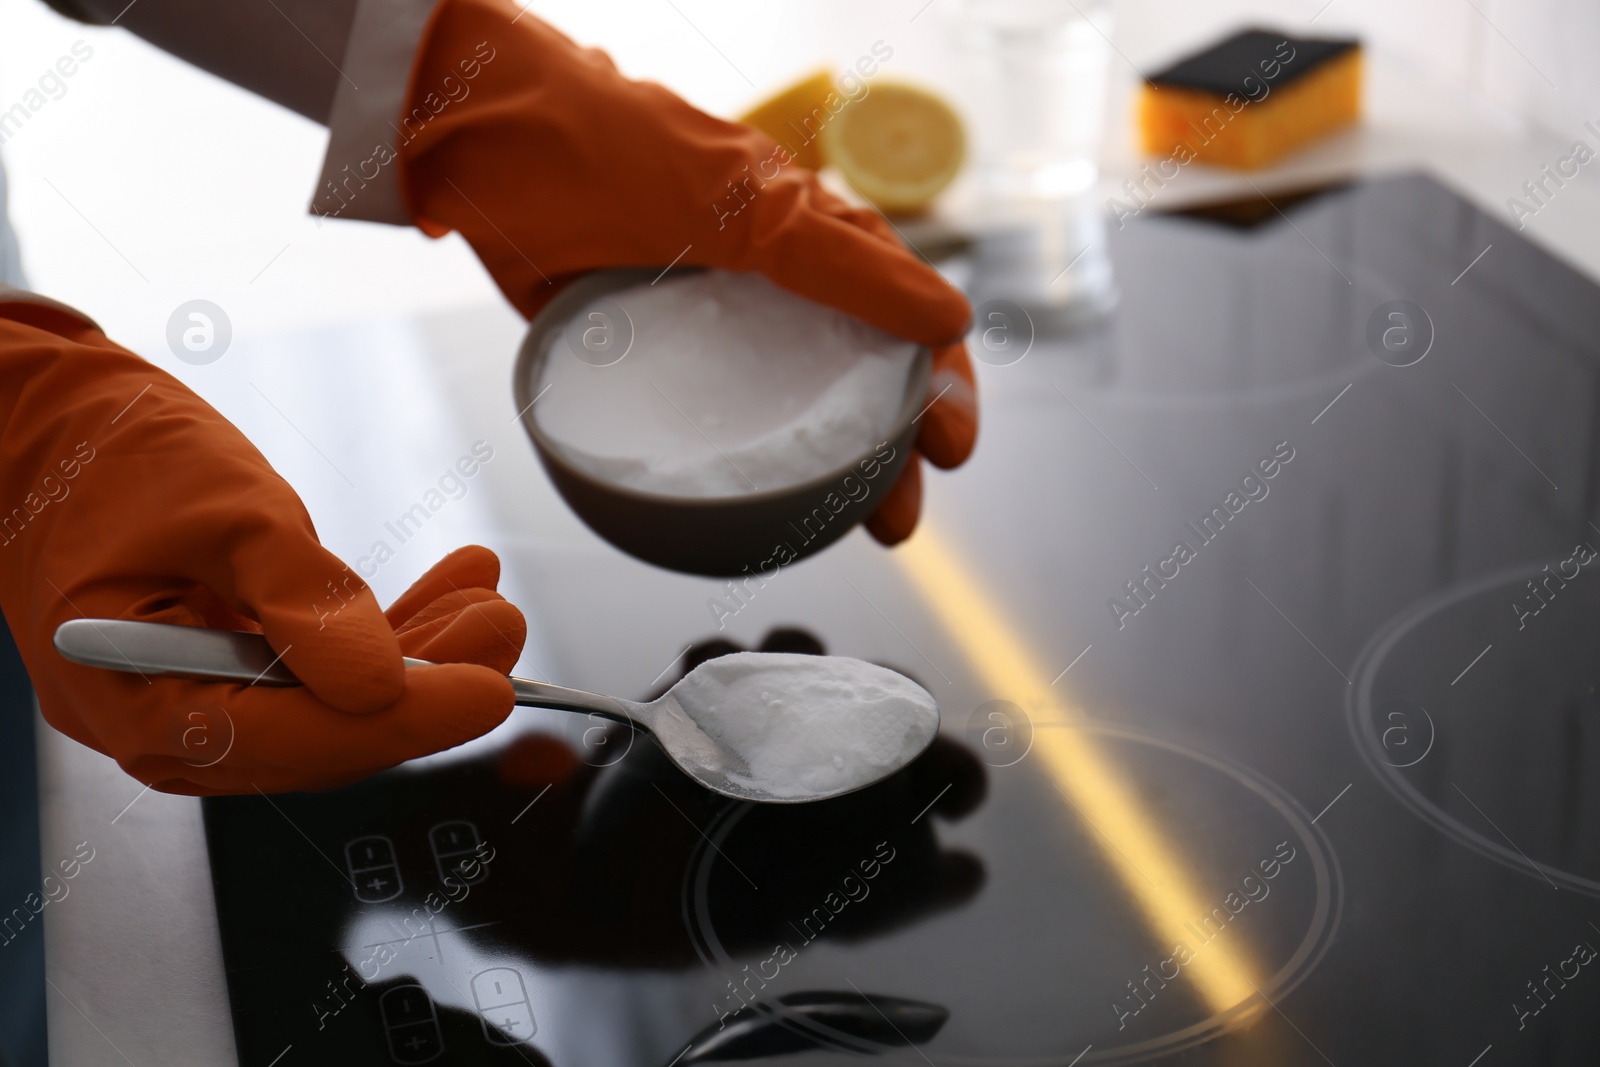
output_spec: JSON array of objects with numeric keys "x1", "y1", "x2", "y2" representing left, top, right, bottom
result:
[{"x1": 1139, "y1": 29, "x2": 1361, "y2": 171}]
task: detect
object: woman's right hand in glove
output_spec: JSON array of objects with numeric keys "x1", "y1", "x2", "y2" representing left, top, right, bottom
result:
[{"x1": 0, "y1": 294, "x2": 524, "y2": 795}]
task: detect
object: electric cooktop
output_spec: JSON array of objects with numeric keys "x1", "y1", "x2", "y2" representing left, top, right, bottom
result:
[{"x1": 203, "y1": 173, "x2": 1600, "y2": 1066}]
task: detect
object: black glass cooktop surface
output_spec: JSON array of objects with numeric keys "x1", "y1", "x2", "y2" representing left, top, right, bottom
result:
[{"x1": 204, "y1": 173, "x2": 1600, "y2": 1066}]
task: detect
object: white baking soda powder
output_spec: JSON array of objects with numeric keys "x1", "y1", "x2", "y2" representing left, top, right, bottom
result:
[
  {"x1": 673, "y1": 652, "x2": 939, "y2": 799},
  {"x1": 535, "y1": 271, "x2": 918, "y2": 497}
]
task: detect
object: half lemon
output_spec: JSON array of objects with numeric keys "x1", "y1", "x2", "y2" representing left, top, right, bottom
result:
[
  {"x1": 738, "y1": 69, "x2": 838, "y2": 171},
  {"x1": 821, "y1": 81, "x2": 965, "y2": 214}
]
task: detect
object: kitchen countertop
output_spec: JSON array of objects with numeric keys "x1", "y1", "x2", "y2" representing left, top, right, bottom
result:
[{"x1": 37, "y1": 43, "x2": 1600, "y2": 1065}]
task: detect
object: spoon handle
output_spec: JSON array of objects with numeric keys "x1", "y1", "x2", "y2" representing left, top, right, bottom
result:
[
  {"x1": 54, "y1": 617, "x2": 302, "y2": 685},
  {"x1": 52, "y1": 618, "x2": 636, "y2": 722}
]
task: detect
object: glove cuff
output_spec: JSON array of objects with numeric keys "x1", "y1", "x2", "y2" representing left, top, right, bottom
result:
[{"x1": 0, "y1": 286, "x2": 103, "y2": 337}]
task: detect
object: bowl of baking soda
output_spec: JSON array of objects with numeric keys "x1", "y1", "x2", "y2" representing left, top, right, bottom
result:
[{"x1": 514, "y1": 268, "x2": 928, "y2": 575}]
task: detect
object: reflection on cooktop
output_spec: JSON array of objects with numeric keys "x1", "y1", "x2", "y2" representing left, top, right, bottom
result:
[
  {"x1": 206, "y1": 629, "x2": 1339, "y2": 1066},
  {"x1": 1045, "y1": 184, "x2": 1391, "y2": 405},
  {"x1": 206, "y1": 173, "x2": 1600, "y2": 1065},
  {"x1": 685, "y1": 723, "x2": 1338, "y2": 1065},
  {"x1": 204, "y1": 630, "x2": 991, "y2": 1066},
  {"x1": 1351, "y1": 553, "x2": 1600, "y2": 894}
]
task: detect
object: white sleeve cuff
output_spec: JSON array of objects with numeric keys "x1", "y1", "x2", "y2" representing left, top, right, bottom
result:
[{"x1": 310, "y1": 0, "x2": 440, "y2": 226}]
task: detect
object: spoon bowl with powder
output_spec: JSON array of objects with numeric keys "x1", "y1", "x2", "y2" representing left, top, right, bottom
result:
[
  {"x1": 513, "y1": 268, "x2": 930, "y2": 576},
  {"x1": 54, "y1": 620, "x2": 942, "y2": 804}
]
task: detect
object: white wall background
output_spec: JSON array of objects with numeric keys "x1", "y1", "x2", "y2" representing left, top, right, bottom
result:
[{"x1": 0, "y1": 0, "x2": 1592, "y2": 359}]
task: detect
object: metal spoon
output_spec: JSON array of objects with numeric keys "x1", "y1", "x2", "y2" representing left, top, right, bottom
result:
[{"x1": 53, "y1": 618, "x2": 931, "y2": 804}]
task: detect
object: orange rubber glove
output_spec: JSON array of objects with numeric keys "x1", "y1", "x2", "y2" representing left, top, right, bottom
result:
[
  {"x1": 0, "y1": 298, "x2": 524, "y2": 795},
  {"x1": 396, "y1": 0, "x2": 977, "y2": 544}
]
